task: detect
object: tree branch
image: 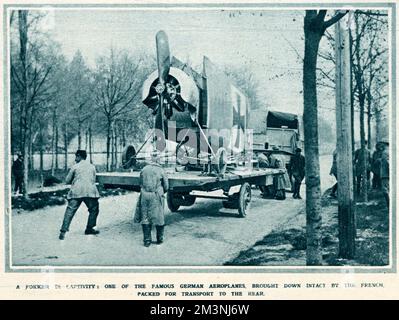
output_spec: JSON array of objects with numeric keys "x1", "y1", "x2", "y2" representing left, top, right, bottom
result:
[{"x1": 323, "y1": 11, "x2": 348, "y2": 31}]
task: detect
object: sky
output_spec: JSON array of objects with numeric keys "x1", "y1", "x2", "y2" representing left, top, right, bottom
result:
[
  {"x1": 41, "y1": 8, "x2": 311, "y2": 115},
  {"x1": 16, "y1": 6, "x2": 379, "y2": 140}
]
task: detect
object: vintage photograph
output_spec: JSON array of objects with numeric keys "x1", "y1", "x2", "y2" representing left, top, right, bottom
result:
[{"x1": 4, "y1": 2, "x2": 393, "y2": 270}]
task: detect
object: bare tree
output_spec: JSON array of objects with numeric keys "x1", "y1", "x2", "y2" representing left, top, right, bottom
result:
[
  {"x1": 352, "y1": 12, "x2": 388, "y2": 201},
  {"x1": 93, "y1": 48, "x2": 145, "y2": 171},
  {"x1": 317, "y1": 11, "x2": 388, "y2": 202},
  {"x1": 303, "y1": 10, "x2": 347, "y2": 265},
  {"x1": 11, "y1": 10, "x2": 55, "y2": 197}
]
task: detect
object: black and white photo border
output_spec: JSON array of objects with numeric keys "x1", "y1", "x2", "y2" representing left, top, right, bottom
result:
[{"x1": 1, "y1": 0, "x2": 397, "y2": 274}]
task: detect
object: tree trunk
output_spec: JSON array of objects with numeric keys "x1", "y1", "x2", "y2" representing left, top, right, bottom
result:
[
  {"x1": 106, "y1": 119, "x2": 111, "y2": 172},
  {"x1": 121, "y1": 120, "x2": 126, "y2": 147},
  {"x1": 303, "y1": 14, "x2": 323, "y2": 266},
  {"x1": 335, "y1": 18, "x2": 355, "y2": 259},
  {"x1": 354, "y1": 14, "x2": 368, "y2": 203},
  {"x1": 89, "y1": 126, "x2": 93, "y2": 163},
  {"x1": 64, "y1": 123, "x2": 68, "y2": 171},
  {"x1": 349, "y1": 30, "x2": 356, "y2": 189},
  {"x1": 28, "y1": 135, "x2": 33, "y2": 171},
  {"x1": 18, "y1": 10, "x2": 29, "y2": 198},
  {"x1": 111, "y1": 123, "x2": 115, "y2": 170},
  {"x1": 114, "y1": 125, "x2": 118, "y2": 169},
  {"x1": 51, "y1": 109, "x2": 56, "y2": 176},
  {"x1": 359, "y1": 93, "x2": 368, "y2": 202},
  {"x1": 78, "y1": 120, "x2": 82, "y2": 149},
  {"x1": 375, "y1": 109, "x2": 381, "y2": 142},
  {"x1": 55, "y1": 122, "x2": 59, "y2": 170},
  {"x1": 84, "y1": 129, "x2": 87, "y2": 150},
  {"x1": 39, "y1": 124, "x2": 44, "y2": 188},
  {"x1": 367, "y1": 90, "x2": 372, "y2": 147}
]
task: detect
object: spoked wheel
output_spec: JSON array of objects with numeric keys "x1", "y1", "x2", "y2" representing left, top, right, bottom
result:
[
  {"x1": 238, "y1": 182, "x2": 251, "y2": 218},
  {"x1": 121, "y1": 145, "x2": 137, "y2": 169}
]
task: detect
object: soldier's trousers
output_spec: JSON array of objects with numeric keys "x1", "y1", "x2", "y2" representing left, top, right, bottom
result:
[
  {"x1": 14, "y1": 176, "x2": 23, "y2": 193},
  {"x1": 60, "y1": 197, "x2": 99, "y2": 233}
]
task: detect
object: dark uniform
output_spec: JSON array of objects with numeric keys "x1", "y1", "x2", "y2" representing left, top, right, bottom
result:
[
  {"x1": 380, "y1": 148, "x2": 389, "y2": 207},
  {"x1": 371, "y1": 143, "x2": 384, "y2": 189},
  {"x1": 134, "y1": 162, "x2": 169, "y2": 247},
  {"x1": 354, "y1": 147, "x2": 371, "y2": 195},
  {"x1": 329, "y1": 150, "x2": 338, "y2": 197},
  {"x1": 12, "y1": 155, "x2": 24, "y2": 194},
  {"x1": 289, "y1": 148, "x2": 305, "y2": 199}
]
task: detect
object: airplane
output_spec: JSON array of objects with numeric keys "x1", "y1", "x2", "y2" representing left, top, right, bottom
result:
[{"x1": 122, "y1": 30, "x2": 251, "y2": 175}]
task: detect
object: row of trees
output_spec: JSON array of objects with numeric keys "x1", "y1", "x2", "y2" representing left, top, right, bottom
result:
[
  {"x1": 10, "y1": 10, "x2": 266, "y2": 197},
  {"x1": 10, "y1": 10, "x2": 156, "y2": 196},
  {"x1": 303, "y1": 10, "x2": 388, "y2": 264}
]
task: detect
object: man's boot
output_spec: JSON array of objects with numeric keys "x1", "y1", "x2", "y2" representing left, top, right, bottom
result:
[
  {"x1": 156, "y1": 225, "x2": 165, "y2": 245},
  {"x1": 142, "y1": 224, "x2": 152, "y2": 247}
]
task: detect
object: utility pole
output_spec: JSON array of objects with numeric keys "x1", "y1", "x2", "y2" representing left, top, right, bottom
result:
[{"x1": 335, "y1": 13, "x2": 356, "y2": 258}]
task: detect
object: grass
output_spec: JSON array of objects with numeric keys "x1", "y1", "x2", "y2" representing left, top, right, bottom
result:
[{"x1": 225, "y1": 189, "x2": 390, "y2": 266}]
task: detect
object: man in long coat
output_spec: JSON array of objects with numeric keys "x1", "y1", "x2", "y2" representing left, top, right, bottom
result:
[
  {"x1": 59, "y1": 150, "x2": 100, "y2": 240},
  {"x1": 269, "y1": 150, "x2": 291, "y2": 200},
  {"x1": 134, "y1": 151, "x2": 169, "y2": 247}
]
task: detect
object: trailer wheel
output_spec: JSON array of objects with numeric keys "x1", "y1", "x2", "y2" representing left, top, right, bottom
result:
[
  {"x1": 167, "y1": 192, "x2": 180, "y2": 212},
  {"x1": 238, "y1": 183, "x2": 251, "y2": 218},
  {"x1": 182, "y1": 194, "x2": 196, "y2": 206}
]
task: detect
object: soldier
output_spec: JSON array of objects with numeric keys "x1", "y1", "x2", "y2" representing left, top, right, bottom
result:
[
  {"x1": 290, "y1": 148, "x2": 305, "y2": 199},
  {"x1": 354, "y1": 141, "x2": 371, "y2": 195},
  {"x1": 269, "y1": 149, "x2": 291, "y2": 200},
  {"x1": 380, "y1": 142, "x2": 389, "y2": 208},
  {"x1": 371, "y1": 142, "x2": 384, "y2": 189},
  {"x1": 59, "y1": 150, "x2": 100, "y2": 240},
  {"x1": 12, "y1": 152, "x2": 24, "y2": 195},
  {"x1": 329, "y1": 149, "x2": 338, "y2": 198},
  {"x1": 134, "y1": 150, "x2": 169, "y2": 247}
]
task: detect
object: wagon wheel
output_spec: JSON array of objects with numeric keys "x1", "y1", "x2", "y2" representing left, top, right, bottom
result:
[
  {"x1": 122, "y1": 145, "x2": 137, "y2": 169},
  {"x1": 167, "y1": 192, "x2": 180, "y2": 212},
  {"x1": 238, "y1": 182, "x2": 251, "y2": 218}
]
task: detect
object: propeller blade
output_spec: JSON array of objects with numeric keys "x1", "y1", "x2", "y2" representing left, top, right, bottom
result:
[{"x1": 156, "y1": 30, "x2": 171, "y2": 85}]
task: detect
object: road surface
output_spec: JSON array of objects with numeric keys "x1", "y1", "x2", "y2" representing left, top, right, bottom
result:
[{"x1": 11, "y1": 155, "x2": 334, "y2": 267}]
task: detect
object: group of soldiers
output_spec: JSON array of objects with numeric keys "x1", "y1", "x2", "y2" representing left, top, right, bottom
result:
[
  {"x1": 257, "y1": 147, "x2": 306, "y2": 201},
  {"x1": 329, "y1": 141, "x2": 390, "y2": 207}
]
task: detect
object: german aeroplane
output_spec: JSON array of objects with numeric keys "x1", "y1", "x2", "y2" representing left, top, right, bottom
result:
[{"x1": 122, "y1": 30, "x2": 251, "y2": 175}]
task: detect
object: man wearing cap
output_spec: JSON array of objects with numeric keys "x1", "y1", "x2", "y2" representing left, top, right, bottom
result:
[
  {"x1": 59, "y1": 150, "x2": 100, "y2": 240},
  {"x1": 12, "y1": 153, "x2": 24, "y2": 195},
  {"x1": 289, "y1": 148, "x2": 305, "y2": 199},
  {"x1": 134, "y1": 150, "x2": 169, "y2": 247}
]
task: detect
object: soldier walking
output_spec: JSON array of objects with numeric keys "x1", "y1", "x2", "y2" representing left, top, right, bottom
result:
[
  {"x1": 134, "y1": 150, "x2": 169, "y2": 247},
  {"x1": 59, "y1": 150, "x2": 100, "y2": 240}
]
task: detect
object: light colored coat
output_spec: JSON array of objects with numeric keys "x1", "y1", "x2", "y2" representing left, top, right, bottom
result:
[
  {"x1": 65, "y1": 160, "x2": 100, "y2": 199},
  {"x1": 134, "y1": 163, "x2": 169, "y2": 226}
]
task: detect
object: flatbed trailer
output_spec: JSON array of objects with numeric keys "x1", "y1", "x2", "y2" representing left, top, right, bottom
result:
[{"x1": 96, "y1": 168, "x2": 285, "y2": 217}]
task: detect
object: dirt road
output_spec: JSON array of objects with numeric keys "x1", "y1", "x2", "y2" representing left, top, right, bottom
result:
[{"x1": 11, "y1": 191, "x2": 305, "y2": 267}]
